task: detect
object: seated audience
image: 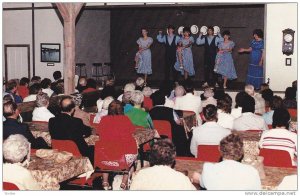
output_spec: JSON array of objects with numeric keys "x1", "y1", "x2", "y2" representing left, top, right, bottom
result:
[
  {"x1": 48, "y1": 96, "x2": 93, "y2": 163},
  {"x1": 51, "y1": 71, "x2": 64, "y2": 94},
  {"x1": 142, "y1": 86, "x2": 153, "y2": 111},
  {"x1": 3, "y1": 101, "x2": 49, "y2": 149},
  {"x1": 130, "y1": 139, "x2": 196, "y2": 190},
  {"x1": 76, "y1": 77, "x2": 88, "y2": 93},
  {"x1": 217, "y1": 94, "x2": 235, "y2": 130},
  {"x1": 233, "y1": 93, "x2": 268, "y2": 131},
  {"x1": 277, "y1": 175, "x2": 297, "y2": 190},
  {"x1": 3, "y1": 134, "x2": 41, "y2": 190},
  {"x1": 41, "y1": 78, "x2": 54, "y2": 97},
  {"x1": 93, "y1": 96, "x2": 114, "y2": 123},
  {"x1": 100, "y1": 75, "x2": 117, "y2": 99},
  {"x1": 259, "y1": 108, "x2": 297, "y2": 165},
  {"x1": 174, "y1": 80, "x2": 202, "y2": 124},
  {"x1": 125, "y1": 90, "x2": 153, "y2": 128},
  {"x1": 173, "y1": 85, "x2": 186, "y2": 102},
  {"x1": 30, "y1": 76, "x2": 41, "y2": 85},
  {"x1": 82, "y1": 78, "x2": 97, "y2": 93},
  {"x1": 17, "y1": 77, "x2": 30, "y2": 99},
  {"x1": 261, "y1": 88, "x2": 273, "y2": 109},
  {"x1": 282, "y1": 87, "x2": 297, "y2": 109},
  {"x1": 5, "y1": 79, "x2": 22, "y2": 103},
  {"x1": 201, "y1": 87, "x2": 217, "y2": 108},
  {"x1": 97, "y1": 100, "x2": 137, "y2": 190},
  {"x1": 23, "y1": 83, "x2": 42, "y2": 102},
  {"x1": 32, "y1": 93, "x2": 54, "y2": 122},
  {"x1": 149, "y1": 91, "x2": 190, "y2": 156},
  {"x1": 262, "y1": 95, "x2": 283, "y2": 125},
  {"x1": 245, "y1": 84, "x2": 265, "y2": 115},
  {"x1": 192, "y1": 133, "x2": 261, "y2": 190},
  {"x1": 135, "y1": 77, "x2": 145, "y2": 91},
  {"x1": 190, "y1": 105, "x2": 231, "y2": 157},
  {"x1": 117, "y1": 83, "x2": 135, "y2": 102},
  {"x1": 231, "y1": 91, "x2": 247, "y2": 118}
]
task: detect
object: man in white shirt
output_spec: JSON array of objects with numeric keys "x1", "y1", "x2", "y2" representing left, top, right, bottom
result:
[
  {"x1": 130, "y1": 139, "x2": 196, "y2": 190},
  {"x1": 191, "y1": 134, "x2": 261, "y2": 190},
  {"x1": 233, "y1": 94, "x2": 268, "y2": 131},
  {"x1": 190, "y1": 105, "x2": 231, "y2": 157},
  {"x1": 245, "y1": 84, "x2": 265, "y2": 115},
  {"x1": 32, "y1": 93, "x2": 54, "y2": 122},
  {"x1": 174, "y1": 80, "x2": 202, "y2": 124}
]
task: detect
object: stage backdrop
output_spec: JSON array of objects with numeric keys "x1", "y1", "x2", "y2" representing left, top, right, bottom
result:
[{"x1": 110, "y1": 4, "x2": 264, "y2": 84}]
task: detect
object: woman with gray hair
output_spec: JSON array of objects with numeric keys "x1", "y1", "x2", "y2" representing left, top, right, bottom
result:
[
  {"x1": 32, "y1": 92, "x2": 54, "y2": 122},
  {"x1": 3, "y1": 134, "x2": 41, "y2": 190},
  {"x1": 125, "y1": 90, "x2": 153, "y2": 128}
]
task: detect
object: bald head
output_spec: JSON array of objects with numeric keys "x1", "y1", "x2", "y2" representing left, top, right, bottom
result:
[{"x1": 60, "y1": 96, "x2": 75, "y2": 113}]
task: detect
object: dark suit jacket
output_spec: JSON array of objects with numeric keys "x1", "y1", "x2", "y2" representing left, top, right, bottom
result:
[
  {"x1": 3, "y1": 118, "x2": 49, "y2": 149},
  {"x1": 149, "y1": 106, "x2": 190, "y2": 156},
  {"x1": 48, "y1": 113, "x2": 93, "y2": 161}
]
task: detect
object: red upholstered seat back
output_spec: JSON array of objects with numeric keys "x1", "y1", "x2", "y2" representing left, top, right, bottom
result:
[
  {"x1": 51, "y1": 139, "x2": 82, "y2": 157},
  {"x1": 197, "y1": 145, "x2": 221, "y2": 162},
  {"x1": 3, "y1": 182, "x2": 19, "y2": 190},
  {"x1": 153, "y1": 120, "x2": 172, "y2": 139},
  {"x1": 259, "y1": 148, "x2": 294, "y2": 168},
  {"x1": 143, "y1": 97, "x2": 153, "y2": 111}
]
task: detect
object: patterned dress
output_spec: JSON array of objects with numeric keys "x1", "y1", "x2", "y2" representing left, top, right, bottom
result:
[
  {"x1": 136, "y1": 37, "x2": 153, "y2": 75},
  {"x1": 246, "y1": 40, "x2": 264, "y2": 89},
  {"x1": 174, "y1": 37, "x2": 195, "y2": 76},
  {"x1": 214, "y1": 41, "x2": 237, "y2": 80}
]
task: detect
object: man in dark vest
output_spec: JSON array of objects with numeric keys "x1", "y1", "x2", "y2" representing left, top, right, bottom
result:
[
  {"x1": 157, "y1": 25, "x2": 180, "y2": 82},
  {"x1": 196, "y1": 26, "x2": 223, "y2": 88}
]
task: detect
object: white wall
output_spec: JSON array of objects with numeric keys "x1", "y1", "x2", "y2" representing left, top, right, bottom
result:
[{"x1": 265, "y1": 3, "x2": 297, "y2": 91}]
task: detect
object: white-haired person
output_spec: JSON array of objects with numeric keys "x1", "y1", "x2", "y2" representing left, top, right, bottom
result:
[
  {"x1": 117, "y1": 83, "x2": 136, "y2": 102},
  {"x1": 245, "y1": 84, "x2": 265, "y2": 115},
  {"x1": 3, "y1": 134, "x2": 41, "y2": 190},
  {"x1": 32, "y1": 92, "x2": 55, "y2": 122},
  {"x1": 201, "y1": 87, "x2": 217, "y2": 108},
  {"x1": 125, "y1": 90, "x2": 153, "y2": 128},
  {"x1": 142, "y1": 86, "x2": 153, "y2": 111},
  {"x1": 93, "y1": 96, "x2": 114, "y2": 123}
]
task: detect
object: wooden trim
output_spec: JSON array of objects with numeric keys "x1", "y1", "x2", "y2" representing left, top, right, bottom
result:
[
  {"x1": 32, "y1": 3, "x2": 35, "y2": 76},
  {"x1": 4, "y1": 44, "x2": 31, "y2": 82}
]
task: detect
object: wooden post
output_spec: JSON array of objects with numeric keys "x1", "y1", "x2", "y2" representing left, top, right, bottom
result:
[{"x1": 56, "y1": 3, "x2": 83, "y2": 95}]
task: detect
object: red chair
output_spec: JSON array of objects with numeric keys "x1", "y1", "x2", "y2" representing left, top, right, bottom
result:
[
  {"x1": 197, "y1": 145, "x2": 221, "y2": 162},
  {"x1": 51, "y1": 139, "x2": 82, "y2": 157},
  {"x1": 143, "y1": 97, "x2": 153, "y2": 111},
  {"x1": 288, "y1": 109, "x2": 297, "y2": 119},
  {"x1": 153, "y1": 120, "x2": 172, "y2": 139},
  {"x1": 3, "y1": 182, "x2": 19, "y2": 190},
  {"x1": 259, "y1": 148, "x2": 294, "y2": 168}
]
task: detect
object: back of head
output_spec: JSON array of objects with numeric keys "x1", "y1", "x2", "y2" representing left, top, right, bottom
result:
[
  {"x1": 29, "y1": 83, "x2": 42, "y2": 95},
  {"x1": 78, "y1": 77, "x2": 87, "y2": 86},
  {"x1": 292, "y1": 80, "x2": 297, "y2": 90},
  {"x1": 86, "y1": 78, "x2": 97, "y2": 89},
  {"x1": 6, "y1": 80, "x2": 17, "y2": 92},
  {"x1": 20, "y1": 77, "x2": 30, "y2": 86},
  {"x1": 183, "y1": 79, "x2": 194, "y2": 94},
  {"x1": 41, "y1": 78, "x2": 52, "y2": 89},
  {"x1": 272, "y1": 108, "x2": 290, "y2": 129},
  {"x1": 3, "y1": 134, "x2": 29, "y2": 163},
  {"x1": 3, "y1": 94, "x2": 14, "y2": 104},
  {"x1": 130, "y1": 90, "x2": 144, "y2": 105},
  {"x1": 31, "y1": 76, "x2": 41, "y2": 83},
  {"x1": 235, "y1": 92, "x2": 248, "y2": 108},
  {"x1": 203, "y1": 104, "x2": 218, "y2": 121},
  {"x1": 245, "y1": 84, "x2": 255, "y2": 96},
  {"x1": 149, "y1": 138, "x2": 176, "y2": 167},
  {"x1": 36, "y1": 92, "x2": 50, "y2": 107},
  {"x1": 241, "y1": 94, "x2": 255, "y2": 113},
  {"x1": 60, "y1": 96, "x2": 75, "y2": 113},
  {"x1": 220, "y1": 133, "x2": 244, "y2": 161},
  {"x1": 151, "y1": 91, "x2": 165, "y2": 106},
  {"x1": 53, "y1": 71, "x2": 62, "y2": 80},
  {"x1": 285, "y1": 87, "x2": 296, "y2": 100},
  {"x1": 217, "y1": 97, "x2": 232, "y2": 114},
  {"x1": 108, "y1": 100, "x2": 124, "y2": 115},
  {"x1": 261, "y1": 89, "x2": 274, "y2": 103},
  {"x1": 3, "y1": 101, "x2": 18, "y2": 118},
  {"x1": 213, "y1": 88, "x2": 225, "y2": 100},
  {"x1": 270, "y1": 95, "x2": 283, "y2": 110},
  {"x1": 102, "y1": 96, "x2": 114, "y2": 110}
]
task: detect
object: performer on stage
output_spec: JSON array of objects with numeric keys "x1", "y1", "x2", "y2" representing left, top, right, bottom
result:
[
  {"x1": 238, "y1": 29, "x2": 264, "y2": 90},
  {"x1": 196, "y1": 26, "x2": 223, "y2": 87},
  {"x1": 214, "y1": 30, "x2": 237, "y2": 89},
  {"x1": 174, "y1": 27, "x2": 195, "y2": 80},
  {"x1": 135, "y1": 28, "x2": 153, "y2": 85},
  {"x1": 157, "y1": 25, "x2": 180, "y2": 82}
]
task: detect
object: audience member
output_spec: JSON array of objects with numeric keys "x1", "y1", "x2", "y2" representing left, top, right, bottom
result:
[
  {"x1": 201, "y1": 87, "x2": 217, "y2": 108},
  {"x1": 259, "y1": 108, "x2": 297, "y2": 165},
  {"x1": 100, "y1": 75, "x2": 117, "y2": 99},
  {"x1": 245, "y1": 84, "x2": 265, "y2": 115},
  {"x1": 117, "y1": 83, "x2": 135, "y2": 102},
  {"x1": 32, "y1": 93, "x2": 54, "y2": 122},
  {"x1": 76, "y1": 77, "x2": 88, "y2": 93},
  {"x1": 190, "y1": 105, "x2": 231, "y2": 157},
  {"x1": 93, "y1": 96, "x2": 114, "y2": 123},
  {"x1": 3, "y1": 134, "x2": 41, "y2": 190},
  {"x1": 48, "y1": 96, "x2": 93, "y2": 163},
  {"x1": 259, "y1": 83, "x2": 269, "y2": 93},
  {"x1": 191, "y1": 134, "x2": 261, "y2": 190},
  {"x1": 17, "y1": 77, "x2": 30, "y2": 99},
  {"x1": 125, "y1": 90, "x2": 153, "y2": 128},
  {"x1": 3, "y1": 101, "x2": 49, "y2": 149},
  {"x1": 262, "y1": 95, "x2": 283, "y2": 125},
  {"x1": 282, "y1": 87, "x2": 297, "y2": 109},
  {"x1": 135, "y1": 77, "x2": 145, "y2": 91},
  {"x1": 142, "y1": 86, "x2": 153, "y2": 111},
  {"x1": 82, "y1": 78, "x2": 97, "y2": 93},
  {"x1": 130, "y1": 139, "x2": 196, "y2": 190},
  {"x1": 231, "y1": 91, "x2": 247, "y2": 118},
  {"x1": 122, "y1": 91, "x2": 134, "y2": 113},
  {"x1": 30, "y1": 76, "x2": 41, "y2": 85},
  {"x1": 5, "y1": 79, "x2": 22, "y2": 103},
  {"x1": 51, "y1": 71, "x2": 64, "y2": 94},
  {"x1": 217, "y1": 94, "x2": 235, "y2": 129},
  {"x1": 23, "y1": 83, "x2": 42, "y2": 102},
  {"x1": 41, "y1": 78, "x2": 54, "y2": 97},
  {"x1": 233, "y1": 93, "x2": 268, "y2": 131},
  {"x1": 261, "y1": 88, "x2": 273, "y2": 108}
]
